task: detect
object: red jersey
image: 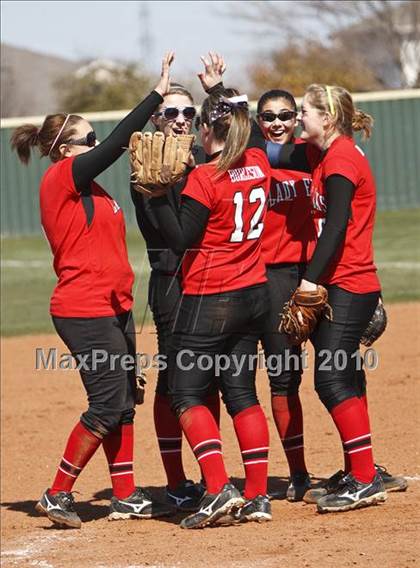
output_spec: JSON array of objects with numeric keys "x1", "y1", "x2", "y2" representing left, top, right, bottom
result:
[
  {"x1": 181, "y1": 148, "x2": 271, "y2": 295},
  {"x1": 40, "y1": 157, "x2": 135, "y2": 317},
  {"x1": 310, "y1": 135, "x2": 380, "y2": 293},
  {"x1": 262, "y1": 140, "x2": 316, "y2": 264}
]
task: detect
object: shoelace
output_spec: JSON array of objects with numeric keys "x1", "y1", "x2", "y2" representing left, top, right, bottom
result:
[
  {"x1": 133, "y1": 487, "x2": 152, "y2": 501},
  {"x1": 337, "y1": 474, "x2": 360, "y2": 493},
  {"x1": 57, "y1": 491, "x2": 77, "y2": 510}
]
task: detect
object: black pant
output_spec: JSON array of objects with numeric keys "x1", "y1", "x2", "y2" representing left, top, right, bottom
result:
[
  {"x1": 311, "y1": 285, "x2": 380, "y2": 411},
  {"x1": 53, "y1": 311, "x2": 137, "y2": 437},
  {"x1": 260, "y1": 263, "x2": 306, "y2": 396},
  {"x1": 148, "y1": 271, "x2": 182, "y2": 395},
  {"x1": 168, "y1": 284, "x2": 269, "y2": 417}
]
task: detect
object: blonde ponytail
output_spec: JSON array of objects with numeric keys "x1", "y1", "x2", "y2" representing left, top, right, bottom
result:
[{"x1": 352, "y1": 108, "x2": 374, "y2": 140}]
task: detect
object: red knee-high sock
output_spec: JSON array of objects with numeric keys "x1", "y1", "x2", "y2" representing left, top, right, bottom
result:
[
  {"x1": 179, "y1": 405, "x2": 228, "y2": 494},
  {"x1": 102, "y1": 424, "x2": 136, "y2": 499},
  {"x1": 233, "y1": 405, "x2": 269, "y2": 499},
  {"x1": 50, "y1": 421, "x2": 102, "y2": 494},
  {"x1": 343, "y1": 394, "x2": 369, "y2": 472},
  {"x1": 342, "y1": 392, "x2": 369, "y2": 473},
  {"x1": 205, "y1": 392, "x2": 221, "y2": 428},
  {"x1": 153, "y1": 393, "x2": 186, "y2": 489},
  {"x1": 330, "y1": 397, "x2": 376, "y2": 484},
  {"x1": 271, "y1": 394, "x2": 307, "y2": 475}
]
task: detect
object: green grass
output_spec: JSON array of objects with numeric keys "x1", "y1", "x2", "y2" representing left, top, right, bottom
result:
[{"x1": 1, "y1": 209, "x2": 419, "y2": 336}]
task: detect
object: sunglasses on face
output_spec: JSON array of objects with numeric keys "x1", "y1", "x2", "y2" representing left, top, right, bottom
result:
[
  {"x1": 65, "y1": 130, "x2": 97, "y2": 147},
  {"x1": 155, "y1": 106, "x2": 196, "y2": 121},
  {"x1": 258, "y1": 110, "x2": 297, "y2": 123}
]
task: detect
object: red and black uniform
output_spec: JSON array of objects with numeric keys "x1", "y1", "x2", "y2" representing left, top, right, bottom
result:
[
  {"x1": 42, "y1": 157, "x2": 134, "y2": 319},
  {"x1": 269, "y1": 134, "x2": 381, "y2": 483},
  {"x1": 150, "y1": 147, "x2": 272, "y2": 498},
  {"x1": 42, "y1": 90, "x2": 163, "y2": 499},
  {"x1": 130, "y1": 147, "x2": 220, "y2": 492},
  {"x1": 259, "y1": 139, "x2": 316, "y2": 479},
  {"x1": 260, "y1": 140, "x2": 315, "y2": 395}
]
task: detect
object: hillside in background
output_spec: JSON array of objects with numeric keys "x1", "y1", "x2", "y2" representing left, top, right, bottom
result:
[{"x1": 1, "y1": 43, "x2": 78, "y2": 118}]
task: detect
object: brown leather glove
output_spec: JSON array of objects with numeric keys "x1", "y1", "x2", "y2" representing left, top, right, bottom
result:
[{"x1": 279, "y1": 285, "x2": 333, "y2": 345}]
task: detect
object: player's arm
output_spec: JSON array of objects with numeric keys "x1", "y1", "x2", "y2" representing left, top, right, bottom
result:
[
  {"x1": 72, "y1": 52, "x2": 174, "y2": 191},
  {"x1": 248, "y1": 121, "x2": 312, "y2": 172},
  {"x1": 301, "y1": 175, "x2": 355, "y2": 286},
  {"x1": 149, "y1": 195, "x2": 210, "y2": 255}
]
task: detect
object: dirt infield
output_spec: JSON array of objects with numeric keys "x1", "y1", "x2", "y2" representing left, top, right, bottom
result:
[{"x1": 1, "y1": 303, "x2": 419, "y2": 568}]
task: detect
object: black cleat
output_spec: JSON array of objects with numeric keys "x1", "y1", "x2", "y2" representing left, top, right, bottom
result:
[
  {"x1": 35, "y1": 489, "x2": 81, "y2": 529},
  {"x1": 180, "y1": 483, "x2": 244, "y2": 529},
  {"x1": 375, "y1": 464, "x2": 408, "y2": 492},
  {"x1": 166, "y1": 480, "x2": 203, "y2": 512},
  {"x1": 235, "y1": 495, "x2": 272, "y2": 523},
  {"x1": 303, "y1": 469, "x2": 345, "y2": 504},
  {"x1": 317, "y1": 472, "x2": 387, "y2": 513},
  {"x1": 108, "y1": 487, "x2": 175, "y2": 520},
  {"x1": 286, "y1": 472, "x2": 312, "y2": 502}
]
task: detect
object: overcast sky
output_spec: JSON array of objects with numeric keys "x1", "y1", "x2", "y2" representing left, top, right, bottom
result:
[{"x1": 1, "y1": 1, "x2": 301, "y2": 91}]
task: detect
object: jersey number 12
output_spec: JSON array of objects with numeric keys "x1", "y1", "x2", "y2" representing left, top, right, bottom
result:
[{"x1": 230, "y1": 186, "x2": 266, "y2": 242}]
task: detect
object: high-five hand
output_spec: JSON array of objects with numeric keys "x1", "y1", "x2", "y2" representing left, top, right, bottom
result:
[
  {"x1": 155, "y1": 51, "x2": 175, "y2": 97},
  {"x1": 198, "y1": 51, "x2": 226, "y2": 92}
]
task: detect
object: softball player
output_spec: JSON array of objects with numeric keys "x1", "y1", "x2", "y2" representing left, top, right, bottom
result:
[
  {"x1": 10, "y1": 53, "x2": 175, "y2": 528},
  {"x1": 268, "y1": 84, "x2": 397, "y2": 512},
  {"x1": 129, "y1": 55, "x2": 226, "y2": 512},
  {"x1": 256, "y1": 89, "x2": 316, "y2": 501},
  {"x1": 149, "y1": 88, "x2": 273, "y2": 528}
]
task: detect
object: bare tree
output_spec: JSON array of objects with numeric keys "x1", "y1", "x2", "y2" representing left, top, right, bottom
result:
[{"x1": 223, "y1": 0, "x2": 420, "y2": 88}]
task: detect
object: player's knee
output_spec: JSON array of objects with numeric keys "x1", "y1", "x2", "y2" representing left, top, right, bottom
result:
[
  {"x1": 119, "y1": 408, "x2": 136, "y2": 425},
  {"x1": 315, "y1": 375, "x2": 356, "y2": 412},
  {"x1": 353, "y1": 369, "x2": 367, "y2": 397},
  {"x1": 224, "y1": 393, "x2": 259, "y2": 418},
  {"x1": 171, "y1": 395, "x2": 204, "y2": 418},
  {"x1": 81, "y1": 407, "x2": 127, "y2": 437},
  {"x1": 269, "y1": 370, "x2": 302, "y2": 397}
]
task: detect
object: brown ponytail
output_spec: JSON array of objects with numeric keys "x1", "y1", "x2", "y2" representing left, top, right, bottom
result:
[
  {"x1": 352, "y1": 108, "x2": 373, "y2": 140},
  {"x1": 10, "y1": 124, "x2": 40, "y2": 164},
  {"x1": 200, "y1": 88, "x2": 251, "y2": 174},
  {"x1": 10, "y1": 113, "x2": 82, "y2": 164}
]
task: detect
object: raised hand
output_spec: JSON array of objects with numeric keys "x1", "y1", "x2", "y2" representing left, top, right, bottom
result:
[
  {"x1": 198, "y1": 52, "x2": 226, "y2": 92},
  {"x1": 155, "y1": 51, "x2": 175, "y2": 97}
]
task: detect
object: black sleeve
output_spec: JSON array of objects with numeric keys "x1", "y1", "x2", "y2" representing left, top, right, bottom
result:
[
  {"x1": 149, "y1": 195, "x2": 210, "y2": 255},
  {"x1": 72, "y1": 90, "x2": 163, "y2": 190},
  {"x1": 247, "y1": 120, "x2": 312, "y2": 173},
  {"x1": 130, "y1": 184, "x2": 160, "y2": 231},
  {"x1": 266, "y1": 141, "x2": 312, "y2": 173},
  {"x1": 247, "y1": 119, "x2": 267, "y2": 152},
  {"x1": 206, "y1": 81, "x2": 225, "y2": 95},
  {"x1": 303, "y1": 175, "x2": 355, "y2": 283}
]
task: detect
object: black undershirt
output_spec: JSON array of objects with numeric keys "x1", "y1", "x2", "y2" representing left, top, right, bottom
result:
[
  {"x1": 304, "y1": 175, "x2": 354, "y2": 283},
  {"x1": 149, "y1": 194, "x2": 210, "y2": 256}
]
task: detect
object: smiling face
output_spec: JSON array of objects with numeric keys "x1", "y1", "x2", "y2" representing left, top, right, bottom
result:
[
  {"x1": 257, "y1": 97, "x2": 297, "y2": 144},
  {"x1": 151, "y1": 93, "x2": 195, "y2": 136},
  {"x1": 298, "y1": 94, "x2": 330, "y2": 147}
]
